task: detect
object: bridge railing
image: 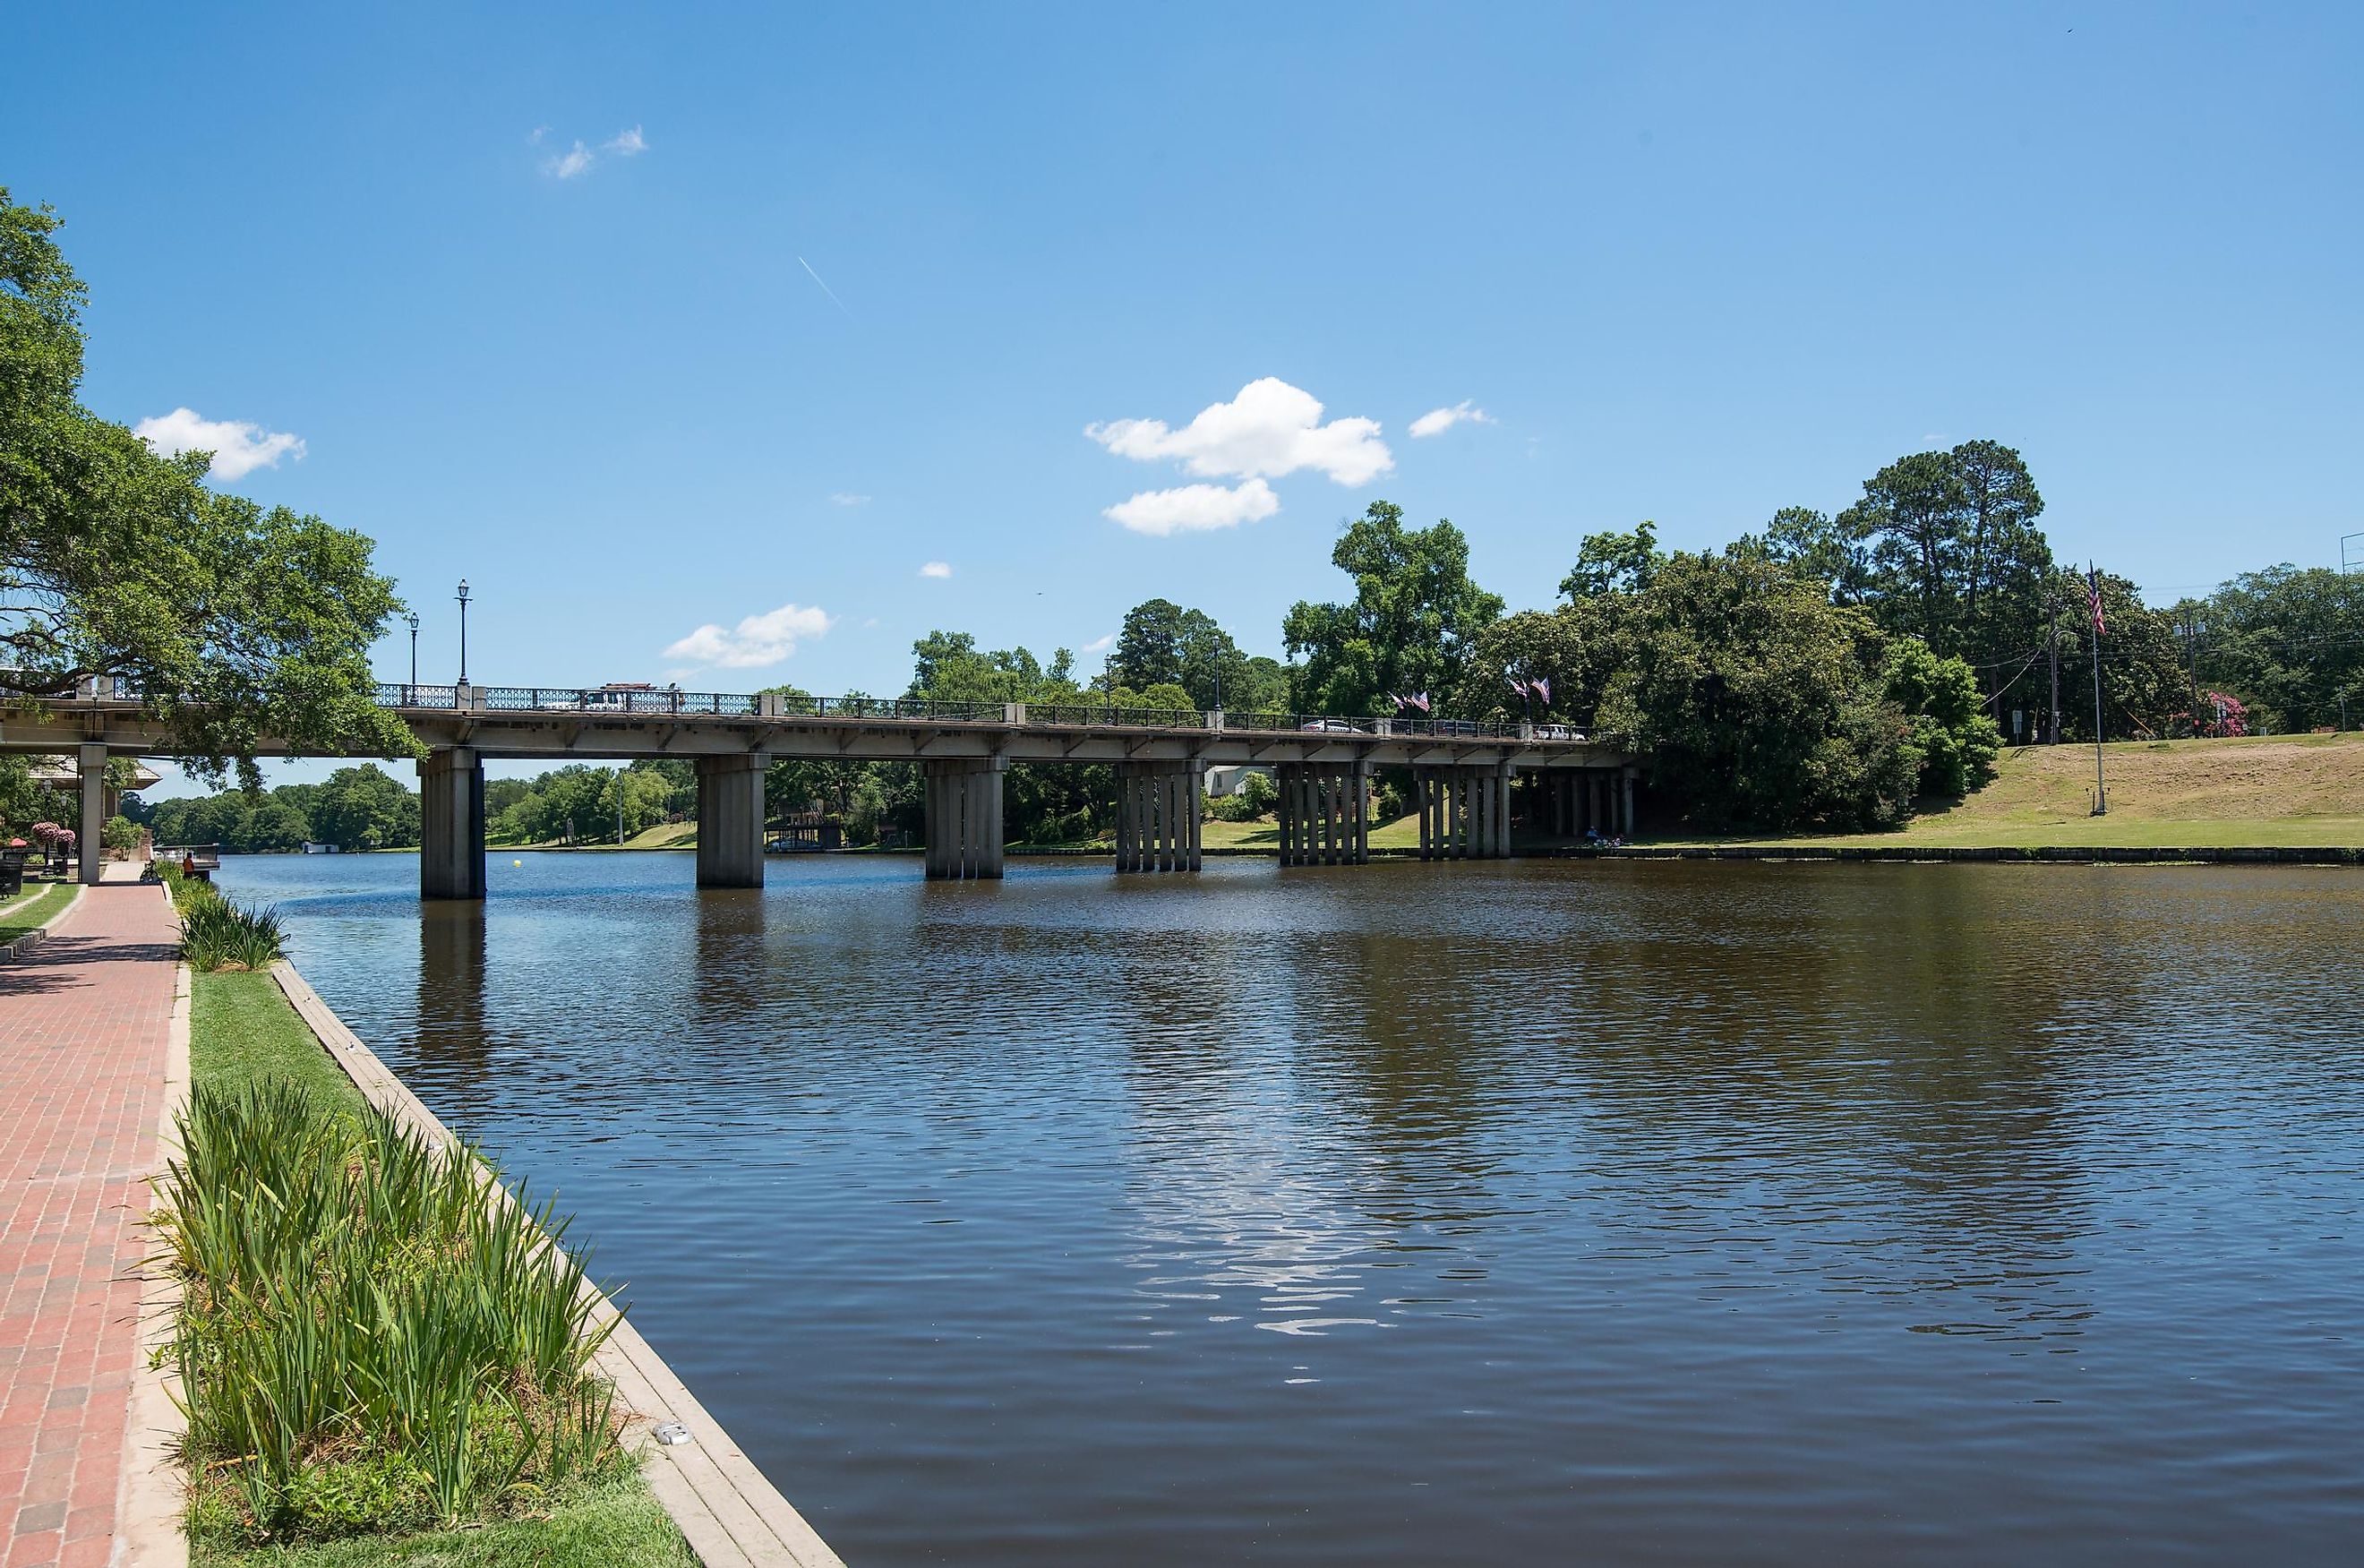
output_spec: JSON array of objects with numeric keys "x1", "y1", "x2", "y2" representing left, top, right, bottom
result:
[
  {"x1": 355, "y1": 683, "x2": 1588, "y2": 742},
  {"x1": 1026, "y1": 704, "x2": 1203, "y2": 729},
  {"x1": 787, "y1": 697, "x2": 1007, "y2": 722}
]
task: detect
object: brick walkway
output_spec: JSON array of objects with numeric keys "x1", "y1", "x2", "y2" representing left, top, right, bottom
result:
[{"x1": 0, "y1": 887, "x2": 179, "y2": 1568}]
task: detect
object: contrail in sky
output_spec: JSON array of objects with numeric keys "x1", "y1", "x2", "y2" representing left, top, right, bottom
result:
[{"x1": 797, "y1": 256, "x2": 852, "y2": 320}]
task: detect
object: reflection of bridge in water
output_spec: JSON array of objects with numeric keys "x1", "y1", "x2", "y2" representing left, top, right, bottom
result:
[{"x1": 6, "y1": 682, "x2": 1637, "y2": 896}]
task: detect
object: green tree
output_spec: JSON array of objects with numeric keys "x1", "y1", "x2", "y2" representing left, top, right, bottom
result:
[
  {"x1": 2196, "y1": 565, "x2": 2364, "y2": 732},
  {"x1": 1559, "y1": 519, "x2": 1666, "y2": 601},
  {"x1": 1114, "y1": 599, "x2": 1187, "y2": 689},
  {"x1": 309, "y1": 764, "x2": 420, "y2": 850},
  {"x1": 1881, "y1": 638, "x2": 2002, "y2": 797},
  {"x1": 1451, "y1": 601, "x2": 1623, "y2": 723},
  {"x1": 1283, "y1": 501, "x2": 1504, "y2": 715},
  {"x1": 1599, "y1": 548, "x2": 1918, "y2": 830},
  {"x1": 1757, "y1": 507, "x2": 1875, "y2": 604},
  {"x1": 1, "y1": 190, "x2": 415, "y2": 787}
]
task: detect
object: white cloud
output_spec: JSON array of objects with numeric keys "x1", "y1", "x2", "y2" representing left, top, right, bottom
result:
[
  {"x1": 529, "y1": 124, "x2": 551, "y2": 145},
  {"x1": 605, "y1": 125, "x2": 647, "y2": 156},
  {"x1": 1103, "y1": 478, "x2": 1280, "y2": 536},
  {"x1": 827, "y1": 492, "x2": 871, "y2": 507},
  {"x1": 1086, "y1": 377, "x2": 1392, "y2": 487},
  {"x1": 919, "y1": 561, "x2": 952, "y2": 578},
  {"x1": 133, "y1": 407, "x2": 305, "y2": 480},
  {"x1": 1081, "y1": 632, "x2": 1115, "y2": 655},
  {"x1": 1409, "y1": 400, "x2": 1495, "y2": 438},
  {"x1": 661, "y1": 603, "x2": 832, "y2": 668},
  {"x1": 545, "y1": 141, "x2": 595, "y2": 179}
]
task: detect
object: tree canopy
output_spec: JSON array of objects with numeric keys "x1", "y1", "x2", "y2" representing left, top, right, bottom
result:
[
  {"x1": 1598, "y1": 548, "x2": 1919, "y2": 831},
  {"x1": 1283, "y1": 501, "x2": 1503, "y2": 715},
  {"x1": 1, "y1": 189, "x2": 414, "y2": 787}
]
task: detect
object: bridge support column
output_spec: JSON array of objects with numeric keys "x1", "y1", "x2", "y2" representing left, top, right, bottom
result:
[
  {"x1": 925, "y1": 757, "x2": 1005, "y2": 879},
  {"x1": 1278, "y1": 763, "x2": 1366, "y2": 867},
  {"x1": 1115, "y1": 761, "x2": 1198, "y2": 873},
  {"x1": 418, "y1": 747, "x2": 485, "y2": 901},
  {"x1": 695, "y1": 753, "x2": 769, "y2": 888},
  {"x1": 77, "y1": 743, "x2": 107, "y2": 886},
  {"x1": 1414, "y1": 765, "x2": 1515, "y2": 861},
  {"x1": 1623, "y1": 767, "x2": 1637, "y2": 839}
]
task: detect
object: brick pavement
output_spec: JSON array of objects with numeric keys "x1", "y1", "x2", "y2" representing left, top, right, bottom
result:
[{"x1": 0, "y1": 887, "x2": 179, "y2": 1568}]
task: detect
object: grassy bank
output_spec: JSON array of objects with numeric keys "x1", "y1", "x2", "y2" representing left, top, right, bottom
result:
[
  {"x1": 0, "y1": 880, "x2": 76, "y2": 943},
  {"x1": 1648, "y1": 732, "x2": 2364, "y2": 850},
  {"x1": 183, "y1": 966, "x2": 692, "y2": 1568}
]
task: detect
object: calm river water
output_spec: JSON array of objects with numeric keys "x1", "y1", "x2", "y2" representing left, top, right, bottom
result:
[{"x1": 218, "y1": 852, "x2": 2364, "y2": 1565}]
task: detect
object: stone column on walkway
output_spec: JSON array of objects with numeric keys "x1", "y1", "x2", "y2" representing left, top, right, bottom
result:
[{"x1": 77, "y1": 742, "x2": 107, "y2": 886}]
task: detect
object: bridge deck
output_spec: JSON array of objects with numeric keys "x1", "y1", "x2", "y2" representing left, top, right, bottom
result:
[{"x1": 3, "y1": 692, "x2": 1629, "y2": 770}]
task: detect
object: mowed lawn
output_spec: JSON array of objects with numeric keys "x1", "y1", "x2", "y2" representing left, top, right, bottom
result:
[{"x1": 1649, "y1": 731, "x2": 2364, "y2": 849}]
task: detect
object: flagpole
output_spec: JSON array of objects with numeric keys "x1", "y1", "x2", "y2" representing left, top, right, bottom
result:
[{"x1": 2089, "y1": 561, "x2": 2108, "y2": 816}]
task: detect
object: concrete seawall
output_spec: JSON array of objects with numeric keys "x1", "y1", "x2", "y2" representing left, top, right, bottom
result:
[{"x1": 270, "y1": 963, "x2": 845, "y2": 1568}]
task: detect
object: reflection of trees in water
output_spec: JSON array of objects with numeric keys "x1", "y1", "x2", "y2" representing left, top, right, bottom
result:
[{"x1": 1548, "y1": 864, "x2": 2099, "y2": 1341}]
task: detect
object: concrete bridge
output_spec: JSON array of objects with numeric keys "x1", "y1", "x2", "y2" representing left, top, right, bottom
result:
[{"x1": 4, "y1": 682, "x2": 1639, "y2": 896}]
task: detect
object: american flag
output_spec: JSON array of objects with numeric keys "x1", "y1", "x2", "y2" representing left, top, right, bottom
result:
[
  {"x1": 1532, "y1": 676, "x2": 1551, "y2": 704},
  {"x1": 2087, "y1": 565, "x2": 2106, "y2": 637}
]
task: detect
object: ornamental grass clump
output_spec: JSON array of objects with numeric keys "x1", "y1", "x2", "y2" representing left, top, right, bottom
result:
[
  {"x1": 177, "y1": 887, "x2": 287, "y2": 971},
  {"x1": 158, "y1": 1083, "x2": 629, "y2": 1547}
]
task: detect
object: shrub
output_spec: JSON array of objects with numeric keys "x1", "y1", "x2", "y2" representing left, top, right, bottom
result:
[
  {"x1": 156, "y1": 1084, "x2": 628, "y2": 1547},
  {"x1": 102, "y1": 813, "x2": 141, "y2": 853},
  {"x1": 180, "y1": 893, "x2": 287, "y2": 971}
]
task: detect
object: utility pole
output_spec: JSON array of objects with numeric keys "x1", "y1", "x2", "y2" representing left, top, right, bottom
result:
[
  {"x1": 2048, "y1": 593, "x2": 2062, "y2": 744},
  {"x1": 2088, "y1": 563, "x2": 2108, "y2": 816},
  {"x1": 2185, "y1": 609, "x2": 2201, "y2": 731}
]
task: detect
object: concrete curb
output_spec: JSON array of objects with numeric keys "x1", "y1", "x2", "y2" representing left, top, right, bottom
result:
[
  {"x1": 0, "y1": 882, "x2": 84, "y2": 960},
  {"x1": 119, "y1": 895, "x2": 191, "y2": 1568},
  {"x1": 270, "y1": 962, "x2": 845, "y2": 1568}
]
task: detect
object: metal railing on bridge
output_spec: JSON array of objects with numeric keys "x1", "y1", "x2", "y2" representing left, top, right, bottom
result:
[{"x1": 351, "y1": 685, "x2": 1595, "y2": 742}]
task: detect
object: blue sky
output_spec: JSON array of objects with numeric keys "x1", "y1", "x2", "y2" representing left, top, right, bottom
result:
[{"x1": 10, "y1": 4, "x2": 2360, "y2": 789}]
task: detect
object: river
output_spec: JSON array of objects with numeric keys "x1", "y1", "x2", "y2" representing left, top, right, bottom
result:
[{"x1": 216, "y1": 851, "x2": 2364, "y2": 1565}]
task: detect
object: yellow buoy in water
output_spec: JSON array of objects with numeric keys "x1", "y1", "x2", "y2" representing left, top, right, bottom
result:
[{"x1": 512, "y1": 859, "x2": 522, "y2": 867}]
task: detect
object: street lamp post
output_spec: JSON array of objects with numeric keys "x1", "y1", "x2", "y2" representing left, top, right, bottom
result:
[
  {"x1": 456, "y1": 580, "x2": 471, "y2": 688},
  {"x1": 406, "y1": 612, "x2": 419, "y2": 703}
]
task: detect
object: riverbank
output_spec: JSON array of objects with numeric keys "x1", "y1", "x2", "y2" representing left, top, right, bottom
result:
[
  {"x1": 1647, "y1": 731, "x2": 2364, "y2": 851},
  {"x1": 189, "y1": 962, "x2": 843, "y2": 1568}
]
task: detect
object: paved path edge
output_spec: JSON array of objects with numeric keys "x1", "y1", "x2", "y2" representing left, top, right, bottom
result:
[
  {"x1": 116, "y1": 938, "x2": 189, "y2": 1568},
  {"x1": 0, "y1": 884, "x2": 84, "y2": 961},
  {"x1": 268, "y1": 961, "x2": 846, "y2": 1568}
]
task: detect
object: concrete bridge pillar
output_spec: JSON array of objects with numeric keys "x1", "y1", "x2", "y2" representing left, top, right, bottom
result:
[
  {"x1": 1414, "y1": 765, "x2": 1514, "y2": 861},
  {"x1": 1277, "y1": 763, "x2": 1365, "y2": 867},
  {"x1": 1115, "y1": 761, "x2": 1199, "y2": 873},
  {"x1": 695, "y1": 752, "x2": 770, "y2": 888},
  {"x1": 924, "y1": 757, "x2": 1006, "y2": 879},
  {"x1": 418, "y1": 747, "x2": 486, "y2": 900}
]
